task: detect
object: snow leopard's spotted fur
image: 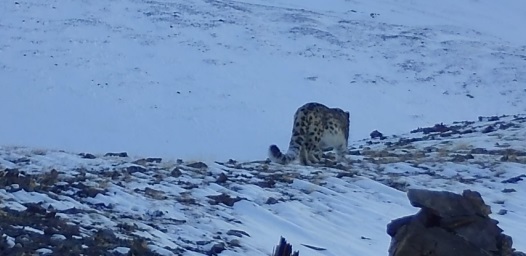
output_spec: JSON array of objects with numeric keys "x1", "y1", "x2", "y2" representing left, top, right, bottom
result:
[{"x1": 269, "y1": 102, "x2": 350, "y2": 165}]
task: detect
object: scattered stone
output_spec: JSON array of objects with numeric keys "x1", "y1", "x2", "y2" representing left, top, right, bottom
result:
[
  {"x1": 388, "y1": 189, "x2": 523, "y2": 256},
  {"x1": 79, "y1": 153, "x2": 96, "y2": 159},
  {"x1": 208, "y1": 242, "x2": 225, "y2": 255},
  {"x1": 266, "y1": 197, "x2": 279, "y2": 205},
  {"x1": 411, "y1": 123, "x2": 450, "y2": 134},
  {"x1": 336, "y1": 172, "x2": 355, "y2": 178},
  {"x1": 451, "y1": 154, "x2": 474, "y2": 162},
  {"x1": 226, "y1": 229, "x2": 250, "y2": 238},
  {"x1": 74, "y1": 183, "x2": 106, "y2": 198},
  {"x1": 256, "y1": 178, "x2": 276, "y2": 188},
  {"x1": 0, "y1": 168, "x2": 36, "y2": 192},
  {"x1": 498, "y1": 122, "x2": 516, "y2": 130},
  {"x1": 126, "y1": 165, "x2": 148, "y2": 174},
  {"x1": 171, "y1": 167, "x2": 183, "y2": 177},
  {"x1": 187, "y1": 162, "x2": 208, "y2": 169},
  {"x1": 104, "y1": 152, "x2": 128, "y2": 157},
  {"x1": 470, "y1": 148, "x2": 489, "y2": 154},
  {"x1": 501, "y1": 188, "x2": 516, "y2": 193},
  {"x1": 272, "y1": 237, "x2": 299, "y2": 256},
  {"x1": 144, "y1": 187, "x2": 167, "y2": 200},
  {"x1": 407, "y1": 189, "x2": 491, "y2": 217},
  {"x1": 176, "y1": 159, "x2": 184, "y2": 164},
  {"x1": 370, "y1": 130, "x2": 385, "y2": 139},
  {"x1": 393, "y1": 137, "x2": 423, "y2": 147},
  {"x1": 497, "y1": 209, "x2": 508, "y2": 215},
  {"x1": 348, "y1": 150, "x2": 361, "y2": 155},
  {"x1": 502, "y1": 175, "x2": 526, "y2": 184},
  {"x1": 482, "y1": 125, "x2": 495, "y2": 133},
  {"x1": 133, "y1": 158, "x2": 162, "y2": 165},
  {"x1": 479, "y1": 116, "x2": 500, "y2": 122},
  {"x1": 216, "y1": 173, "x2": 228, "y2": 184},
  {"x1": 207, "y1": 193, "x2": 242, "y2": 207}
]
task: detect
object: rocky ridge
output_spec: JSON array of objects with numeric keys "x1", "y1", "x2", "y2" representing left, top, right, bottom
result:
[{"x1": 0, "y1": 114, "x2": 525, "y2": 255}]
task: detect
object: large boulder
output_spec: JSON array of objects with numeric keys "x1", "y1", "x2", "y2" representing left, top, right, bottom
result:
[{"x1": 387, "y1": 189, "x2": 524, "y2": 256}]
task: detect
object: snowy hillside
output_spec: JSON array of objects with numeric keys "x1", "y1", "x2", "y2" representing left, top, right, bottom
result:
[
  {"x1": 1, "y1": 115, "x2": 525, "y2": 255},
  {"x1": 1, "y1": 0, "x2": 526, "y2": 160}
]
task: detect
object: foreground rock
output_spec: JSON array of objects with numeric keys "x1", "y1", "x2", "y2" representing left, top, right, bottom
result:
[{"x1": 387, "y1": 189, "x2": 525, "y2": 256}]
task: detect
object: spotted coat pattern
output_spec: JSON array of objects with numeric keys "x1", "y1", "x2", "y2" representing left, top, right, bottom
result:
[{"x1": 268, "y1": 102, "x2": 350, "y2": 165}]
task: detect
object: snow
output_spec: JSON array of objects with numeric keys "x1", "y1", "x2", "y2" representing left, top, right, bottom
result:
[
  {"x1": 1, "y1": 0, "x2": 525, "y2": 161},
  {"x1": 0, "y1": 115, "x2": 525, "y2": 254},
  {"x1": 1, "y1": 0, "x2": 526, "y2": 255}
]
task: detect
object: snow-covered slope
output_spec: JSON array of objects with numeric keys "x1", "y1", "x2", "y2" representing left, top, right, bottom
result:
[
  {"x1": 1, "y1": 115, "x2": 525, "y2": 255},
  {"x1": 1, "y1": 0, "x2": 525, "y2": 161}
]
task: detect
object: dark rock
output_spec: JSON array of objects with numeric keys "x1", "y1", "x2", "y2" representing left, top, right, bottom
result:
[
  {"x1": 451, "y1": 154, "x2": 474, "y2": 162},
  {"x1": 407, "y1": 189, "x2": 491, "y2": 217},
  {"x1": 502, "y1": 188, "x2": 516, "y2": 193},
  {"x1": 207, "y1": 193, "x2": 242, "y2": 207},
  {"x1": 272, "y1": 237, "x2": 299, "y2": 256},
  {"x1": 502, "y1": 175, "x2": 526, "y2": 184},
  {"x1": 471, "y1": 148, "x2": 489, "y2": 154},
  {"x1": 460, "y1": 129, "x2": 474, "y2": 134},
  {"x1": 348, "y1": 150, "x2": 361, "y2": 155},
  {"x1": 74, "y1": 183, "x2": 106, "y2": 198},
  {"x1": 126, "y1": 165, "x2": 148, "y2": 173},
  {"x1": 497, "y1": 209, "x2": 508, "y2": 215},
  {"x1": 0, "y1": 168, "x2": 35, "y2": 191},
  {"x1": 498, "y1": 122, "x2": 516, "y2": 130},
  {"x1": 336, "y1": 172, "x2": 355, "y2": 178},
  {"x1": 79, "y1": 153, "x2": 97, "y2": 159},
  {"x1": 266, "y1": 197, "x2": 279, "y2": 205},
  {"x1": 387, "y1": 215, "x2": 414, "y2": 237},
  {"x1": 226, "y1": 229, "x2": 250, "y2": 238},
  {"x1": 394, "y1": 137, "x2": 423, "y2": 147},
  {"x1": 104, "y1": 152, "x2": 128, "y2": 157},
  {"x1": 256, "y1": 179, "x2": 276, "y2": 188},
  {"x1": 171, "y1": 167, "x2": 183, "y2": 177},
  {"x1": 388, "y1": 189, "x2": 523, "y2": 256},
  {"x1": 133, "y1": 158, "x2": 162, "y2": 165},
  {"x1": 208, "y1": 242, "x2": 225, "y2": 255},
  {"x1": 187, "y1": 161, "x2": 208, "y2": 169},
  {"x1": 216, "y1": 173, "x2": 228, "y2": 184},
  {"x1": 370, "y1": 130, "x2": 385, "y2": 139},
  {"x1": 411, "y1": 123, "x2": 450, "y2": 134},
  {"x1": 482, "y1": 125, "x2": 495, "y2": 133}
]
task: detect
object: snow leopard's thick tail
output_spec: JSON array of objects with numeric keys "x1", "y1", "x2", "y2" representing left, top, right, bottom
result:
[{"x1": 268, "y1": 143, "x2": 300, "y2": 165}]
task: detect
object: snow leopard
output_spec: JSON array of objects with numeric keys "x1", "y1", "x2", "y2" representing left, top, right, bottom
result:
[{"x1": 268, "y1": 102, "x2": 350, "y2": 166}]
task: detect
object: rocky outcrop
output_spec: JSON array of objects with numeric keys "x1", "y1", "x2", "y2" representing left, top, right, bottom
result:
[{"x1": 387, "y1": 189, "x2": 525, "y2": 256}]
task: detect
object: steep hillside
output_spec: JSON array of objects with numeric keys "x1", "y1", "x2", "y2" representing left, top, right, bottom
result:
[
  {"x1": 1, "y1": 0, "x2": 525, "y2": 160},
  {"x1": 1, "y1": 114, "x2": 525, "y2": 255}
]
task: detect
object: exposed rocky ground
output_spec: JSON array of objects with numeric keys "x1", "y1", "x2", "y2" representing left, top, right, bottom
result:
[
  {"x1": 388, "y1": 189, "x2": 524, "y2": 256},
  {"x1": 0, "y1": 114, "x2": 525, "y2": 255}
]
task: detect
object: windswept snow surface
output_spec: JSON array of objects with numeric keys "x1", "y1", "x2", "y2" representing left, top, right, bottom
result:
[
  {"x1": 1, "y1": 0, "x2": 526, "y2": 160},
  {"x1": 0, "y1": 115, "x2": 525, "y2": 255}
]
